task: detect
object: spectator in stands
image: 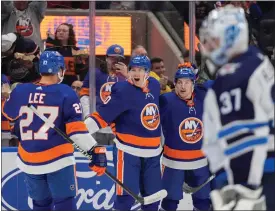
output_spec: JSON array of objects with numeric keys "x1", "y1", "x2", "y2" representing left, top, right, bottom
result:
[
  {"x1": 1, "y1": 32, "x2": 41, "y2": 84},
  {"x1": 132, "y1": 45, "x2": 148, "y2": 57},
  {"x1": 47, "y1": 1, "x2": 73, "y2": 9},
  {"x1": 45, "y1": 23, "x2": 88, "y2": 85},
  {"x1": 1, "y1": 1, "x2": 47, "y2": 50},
  {"x1": 71, "y1": 80, "x2": 83, "y2": 97},
  {"x1": 1, "y1": 74, "x2": 11, "y2": 147},
  {"x1": 109, "y1": 1, "x2": 135, "y2": 10},
  {"x1": 150, "y1": 57, "x2": 175, "y2": 92}
]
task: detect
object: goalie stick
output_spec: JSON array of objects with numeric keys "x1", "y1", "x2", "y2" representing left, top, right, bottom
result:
[
  {"x1": 28, "y1": 104, "x2": 167, "y2": 205},
  {"x1": 183, "y1": 174, "x2": 215, "y2": 194}
]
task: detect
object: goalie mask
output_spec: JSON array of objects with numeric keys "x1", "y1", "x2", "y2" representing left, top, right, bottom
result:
[{"x1": 199, "y1": 5, "x2": 249, "y2": 77}]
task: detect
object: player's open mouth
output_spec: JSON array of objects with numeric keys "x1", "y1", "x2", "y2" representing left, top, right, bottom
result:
[{"x1": 134, "y1": 78, "x2": 140, "y2": 82}]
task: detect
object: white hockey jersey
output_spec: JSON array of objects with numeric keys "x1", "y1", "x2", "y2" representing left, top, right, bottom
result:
[{"x1": 202, "y1": 46, "x2": 274, "y2": 187}]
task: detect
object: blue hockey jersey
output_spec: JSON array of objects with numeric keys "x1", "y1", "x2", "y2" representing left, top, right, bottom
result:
[
  {"x1": 79, "y1": 69, "x2": 126, "y2": 118},
  {"x1": 85, "y1": 77, "x2": 162, "y2": 157},
  {"x1": 202, "y1": 46, "x2": 274, "y2": 186},
  {"x1": 2, "y1": 82, "x2": 96, "y2": 174},
  {"x1": 160, "y1": 86, "x2": 208, "y2": 170}
]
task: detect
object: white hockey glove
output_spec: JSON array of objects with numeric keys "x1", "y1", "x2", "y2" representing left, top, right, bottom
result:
[{"x1": 210, "y1": 184, "x2": 266, "y2": 210}]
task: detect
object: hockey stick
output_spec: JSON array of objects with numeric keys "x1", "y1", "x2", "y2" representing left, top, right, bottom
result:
[
  {"x1": 183, "y1": 174, "x2": 215, "y2": 194},
  {"x1": 28, "y1": 104, "x2": 167, "y2": 205}
]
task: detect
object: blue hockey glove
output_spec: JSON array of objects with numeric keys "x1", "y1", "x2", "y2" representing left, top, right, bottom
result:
[{"x1": 87, "y1": 145, "x2": 107, "y2": 176}]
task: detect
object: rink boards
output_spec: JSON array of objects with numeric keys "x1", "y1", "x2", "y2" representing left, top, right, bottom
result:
[{"x1": 1, "y1": 147, "x2": 192, "y2": 210}]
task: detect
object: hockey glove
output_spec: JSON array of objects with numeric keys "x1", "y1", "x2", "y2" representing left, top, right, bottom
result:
[{"x1": 87, "y1": 145, "x2": 107, "y2": 176}]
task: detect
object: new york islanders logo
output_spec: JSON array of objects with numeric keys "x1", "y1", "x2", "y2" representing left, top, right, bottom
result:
[
  {"x1": 140, "y1": 103, "x2": 160, "y2": 130},
  {"x1": 179, "y1": 117, "x2": 203, "y2": 144},
  {"x1": 114, "y1": 47, "x2": 121, "y2": 54},
  {"x1": 100, "y1": 82, "x2": 115, "y2": 104}
]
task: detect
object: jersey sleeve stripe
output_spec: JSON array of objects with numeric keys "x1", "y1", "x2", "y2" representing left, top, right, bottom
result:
[
  {"x1": 91, "y1": 112, "x2": 108, "y2": 128},
  {"x1": 163, "y1": 145, "x2": 205, "y2": 160},
  {"x1": 18, "y1": 143, "x2": 74, "y2": 163},
  {"x1": 218, "y1": 121, "x2": 269, "y2": 139},
  {"x1": 66, "y1": 121, "x2": 89, "y2": 136},
  {"x1": 79, "y1": 87, "x2": 89, "y2": 97},
  {"x1": 224, "y1": 137, "x2": 268, "y2": 156},
  {"x1": 116, "y1": 132, "x2": 160, "y2": 147}
]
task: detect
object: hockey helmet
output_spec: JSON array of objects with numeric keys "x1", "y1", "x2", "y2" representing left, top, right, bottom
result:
[
  {"x1": 199, "y1": 5, "x2": 249, "y2": 68},
  {"x1": 129, "y1": 55, "x2": 151, "y2": 72},
  {"x1": 39, "y1": 51, "x2": 65, "y2": 74},
  {"x1": 175, "y1": 62, "x2": 196, "y2": 82}
]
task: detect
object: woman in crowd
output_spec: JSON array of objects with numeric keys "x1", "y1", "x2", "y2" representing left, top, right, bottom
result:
[{"x1": 45, "y1": 23, "x2": 88, "y2": 85}]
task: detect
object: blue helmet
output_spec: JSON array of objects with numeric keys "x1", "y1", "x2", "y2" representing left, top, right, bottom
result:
[
  {"x1": 175, "y1": 62, "x2": 196, "y2": 82},
  {"x1": 39, "y1": 51, "x2": 65, "y2": 74},
  {"x1": 129, "y1": 55, "x2": 151, "y2": 72}
]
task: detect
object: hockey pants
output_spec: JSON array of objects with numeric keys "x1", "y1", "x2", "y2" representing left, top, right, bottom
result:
[
  {"x1": 113, "y1": 146, "x2": 162, "y2": 211},
  {"x1": 161, "y1": 165, "x2": 211, "y2": 211},
  {"x1": 24, "y1": 165, "x2": 77, "y2": 210}
]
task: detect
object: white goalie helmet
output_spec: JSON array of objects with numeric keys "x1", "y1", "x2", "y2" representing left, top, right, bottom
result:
[{"x1": 199, "y1": 5, "x2": 249, "y2": 68}]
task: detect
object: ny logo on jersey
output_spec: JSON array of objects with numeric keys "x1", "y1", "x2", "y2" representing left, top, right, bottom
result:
[
  {"x1": 140, "y1": 103, "x2": 160, "y2": 131},
  {"x1": 179, "y1": 117, "x2": 203, "y2": 144},
  {"x1": 100, "y1": 82, "x2": 115, "y2": 104}
]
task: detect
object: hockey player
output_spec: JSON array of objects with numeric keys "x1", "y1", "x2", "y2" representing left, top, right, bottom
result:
[
  {"x1": 80, "y1": 44, "x2": 128, "y2": 144},
  {"x1": 160, "y1": 63, "x2": 211, "y2": 211},
  {"x1": 84, "y1": 55, "x2": 163, "y2": 211},
  {"x1": 2, "y1": 51, "x2": 107, "y2": 211},
  {"x1": 199, "y1": 5, "x2": 274, "y2": 210}
]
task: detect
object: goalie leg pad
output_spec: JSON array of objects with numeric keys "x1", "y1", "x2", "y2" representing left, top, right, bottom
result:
[{"x1": 211, "y1": 184, "x2": 266, "y2": 210}]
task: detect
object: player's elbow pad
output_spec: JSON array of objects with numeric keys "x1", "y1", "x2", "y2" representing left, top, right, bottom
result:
[
  {"x1": 84, "y1": 117, "x2": 100, "y2": 134},
  {"x1": 80, "y1": 96, "x2": 90, "y2": 120},
  {"x1": 70, "y1": 133, "x2": 98, "y2": 152}
]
